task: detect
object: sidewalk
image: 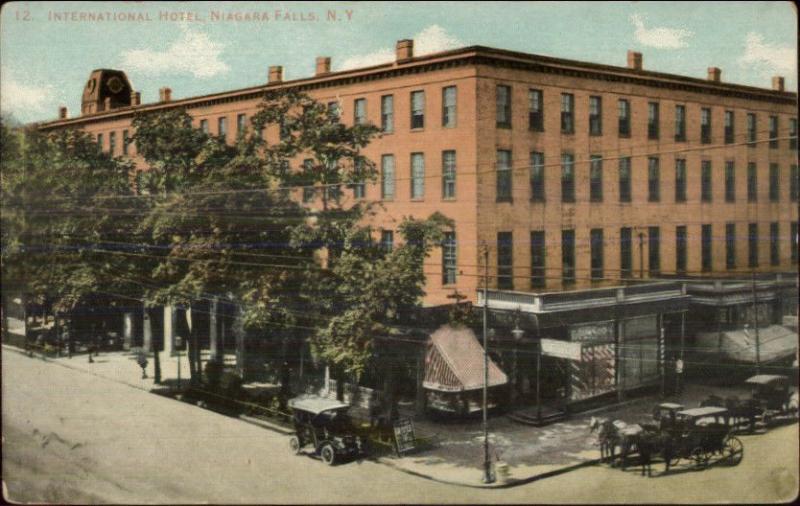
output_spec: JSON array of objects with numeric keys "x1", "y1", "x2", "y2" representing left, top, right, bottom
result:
[{"x1": 3, "y1": 344, "x2": 753, "y2": 489}]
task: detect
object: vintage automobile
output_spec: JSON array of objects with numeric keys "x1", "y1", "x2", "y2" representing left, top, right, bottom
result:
[
  {"x1": 287, "y1": 395, "x2": 367, "y2": 465},
  {"x1": 745, "y1": 374, "x2": 797, "y2": 418}
]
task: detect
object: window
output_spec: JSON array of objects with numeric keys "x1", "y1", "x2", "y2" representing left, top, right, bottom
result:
[
  {"x1": 748, "y1": 162, "x2": 757, "y2": 202},
  {"x1": 674, "y1": 105, "x2": 686, "y2": 141},
  {"x1": 410, "y1": 91, "x2": 424, "y2": 129},
  {"x1": 620, "y1": 227, "x2": 633, "y2": 278},
  {"x1": 726, "y1": 223, "x2": 736, "y2": 270},
  {"x1": 791, "y1": 165, "x2": 799, "y2": 202},
  {"x1": 237, "y1": 113, "x2": 246, "y2": 135},
  {"x1": 619, "y1": 157, "x2": 631, "y2": 202},
  {"x1": 590, "y1": 155, "x2": 603, "y2": 202},
  {"x1": 218, "y1": 117, "x2": 228, "y2": 138},
  {"x1": 530, "y1": 152, "x2": 545, "y2": 202},
  {"x1": 561, "y1": 93, "x2": 574, "y2": 134},
  {"x1": 701, "y1": 108, "x2": 711, "y2": 144},
  {"x1": 562, "y1": 229, "x2": 575, "y2": 285},
  {"x1": 589, "y1": 96, "x2": 602, "y2": 136},
  {"x1": 381, "y1": 155, "x2": 395, "y2": 200},
  {"x1": 724, "y1": 111, "x2": 734, "y2": 144},
  {"x1": 325, "y1": 184, "x2": 341, "y2": 202},
  {"x1": 791, "y1": 221, "x2": 798, "y2": 263},
  {"x1": 701, "y1": 224, "x2": 713, "y2": 272},
  {"x1": 442, "y1": 232, "x2": 457, "y2": 285},
  {"x1": 109, "y1": 131, "x2": 116, "y2": 155},
  {"x1": 496, "y1": 85, "x2": 511, "y2": 128},
  {"x1": 675, "y1": 159, "x2": 687, "y2": 202},
  {"x1": 725, "y1": 161, "x2": 736, "y2": 202},
  {"x1": 122, "y1": 130, "x2": 129, "y2": 155},
  {"x1": 442, "y1": 86, "x2": 457, "y2": 128},
  {"x1": 769, "y1": 163, "x2": 779, "y2": 202},
  {"x1": 381, "y1": 230, "x2": 394, "y2": 253},
  {"x1": 748, "y1": 223, "x2": 759, "y2": 267},
  {"x1": 497, "y1": 232, "x2": 514, "y2": 290},
  {"x1": 676, "y1": 226, "x2": 687, "y2": 274},
  {"x1": 496, "y1": 150, "x2": 513, "y2": 202},
  {"x1": 747, "y1": 113, "x2": 757, "y2": 145},
  {"x1": 769, "y1": 116, "x2": 778, "y2": 148},
  {"x1": 648, "y1": 227, "x2": 661, "y2": 276},
  {"x1": 770, "y1": 222, "x2": 780, "y2": 265},
  {"x1": 411, "y1": 153, "x2": 425, "y2": 199},
  {"x1": 97, "y1": 133, "x2": 103, "y2": 149},
  {"x1": 648, "y1": 102, "x2": 659, "y2": 139},
  {"x1": 442, "y1": 150, "x2": 456, "y2": 199},
  {"x1": 531, "y1": 231, "x2": 546, "y2": 289},
  {"x1": 648, "y1": 157, "x2": 660, "y2": 202},
  {"x1": 354, "y1": 98, "x2": 366, "y2": 125},
  {"x1": 529, "y1": 89, "x2": 544, "y2": 131},
  {"x1": 302, "y1": 159, "x2": 315, "y2": 203},
  {"x1": 381, "y1": 95, "x2": 394, "y2": 133},
  {"x1": 200, "y1": 119, "x2": 209, "y2": 134},
  {"x1": 561, "y1": 153, "x2": 575, "y2": 203},
  {"x1": 328, "y1": 101, "x2": 341, "y2": 120},
  {"x1": 351, "y1": 159, "x2": 365, "y2": 199},
  {"x1": 790, "y1": 118, "x2": 798, "y2": 150},
  {"x1": 618, "y1": 99, "x2": 631, "y2": 137},
  {"x1": 701, "y1": 161, "x2": 712, "y2": 202},
  {"x1": 590, "y1": 228, "x2": 604, "y2": 280}
]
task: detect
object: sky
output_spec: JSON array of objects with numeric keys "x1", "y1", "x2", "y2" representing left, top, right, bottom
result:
[{"x1": 1, "y1": 1, "x2": 797, "y2": 124}]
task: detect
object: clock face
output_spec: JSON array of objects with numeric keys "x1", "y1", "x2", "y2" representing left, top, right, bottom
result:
[{"x1": 107, "y1": 76, "x2": 123, "y2": 94}]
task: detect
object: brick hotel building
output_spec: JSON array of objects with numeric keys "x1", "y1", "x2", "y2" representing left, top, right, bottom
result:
[{"x1": 34, "y1": 39, "x2": 799, "y2": 409}]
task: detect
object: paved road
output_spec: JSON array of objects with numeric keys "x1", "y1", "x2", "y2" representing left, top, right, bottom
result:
[{"x1": 2, "y1": 348, "x2": 798, "y2": 504}]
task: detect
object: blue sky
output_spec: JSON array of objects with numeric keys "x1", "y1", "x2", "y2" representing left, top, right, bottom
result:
[{"x1": 1, "y1": 1, "x2": 796, "y2": 124}]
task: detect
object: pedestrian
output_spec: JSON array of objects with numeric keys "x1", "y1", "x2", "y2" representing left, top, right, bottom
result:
[{"x1": 674, "y1": 356, "x2": 684, "y2": 395}]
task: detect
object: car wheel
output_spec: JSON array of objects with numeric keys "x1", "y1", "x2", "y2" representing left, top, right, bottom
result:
[
  {"x1": 321, "y1": 444, "x2": 336, "y2": 466},
  {"x1": 289, "y1": 436, "x2": 302, "y2": 455}
]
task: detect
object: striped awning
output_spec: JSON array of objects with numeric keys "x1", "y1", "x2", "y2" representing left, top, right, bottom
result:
[{"x1": 423, "y1": 325, "x2": 508, "y2": 392}]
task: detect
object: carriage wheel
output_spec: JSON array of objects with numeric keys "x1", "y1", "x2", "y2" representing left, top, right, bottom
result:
[
  {"x1": 691, "y1": 447, "x2": 708, "y2": 470},
  {"x1": 723, "y1": 436, "x2": 743, "y2": 466},
  {"x1": 289, "y1": 436, "x2": 302, "y2": 455}
]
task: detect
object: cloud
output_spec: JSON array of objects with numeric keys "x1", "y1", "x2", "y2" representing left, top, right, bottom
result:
[
  {"x1": 339, "y1": 25, "x2": 463, "y2": 70},
  {"x1": 120, "y1": 24, "x2": 230, "y2": 79},
  {"x1": 630, "y1": 14, "x2": 692, "y2": 49},
  {"x1": 739, "y1": 32, "x2": 796, "y2": 77},
  {"x1": 0, "y1": 75, "x2": 59, "y2": 122}
]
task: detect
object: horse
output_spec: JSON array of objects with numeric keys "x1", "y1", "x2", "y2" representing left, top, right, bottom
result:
[{"x1": 589, "y1": 417, "x2": 640, "y2": 468}]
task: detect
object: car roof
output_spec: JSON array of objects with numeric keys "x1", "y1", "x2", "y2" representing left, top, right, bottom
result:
[
  {"x1": 678, "y1": 406, "x2": 729, "y2": 417},
  {"x1": 289, "y1": 395, "x2": 350, "y2": 415},
  {"x1": 658, "y1": 403, "x2": 685, "y2": 410},
  {"x1": 745, "y1": 374, "x2": 789, "y2": 385}
]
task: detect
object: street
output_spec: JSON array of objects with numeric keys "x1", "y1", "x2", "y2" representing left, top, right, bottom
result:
[{"x1": 2, "y1": 347, "x2": 798, "y2": 504}]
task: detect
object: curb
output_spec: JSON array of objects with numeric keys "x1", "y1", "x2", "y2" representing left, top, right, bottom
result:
[
  {"x1": 239, "y1": 414, "x2": 294, "y2": 435},
  {"x1": 375, "y1": 455, "x2": 602, "y2": 489}
]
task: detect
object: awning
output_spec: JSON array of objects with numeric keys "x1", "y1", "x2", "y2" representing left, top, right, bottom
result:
[
  {"x1": 696, "y1": 325, "x2": 798, "y2": 364},
  {"x1": 423, "y1": 325, "x2": 508, "y2": 392}
]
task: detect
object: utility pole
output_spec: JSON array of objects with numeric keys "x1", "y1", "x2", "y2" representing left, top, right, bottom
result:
[
  {"x1": 751, "y1": 271, "x2": 761, "y2": 374},
  {"x1": 482, "y1": 243, "x2": 494, "y2": 484}
]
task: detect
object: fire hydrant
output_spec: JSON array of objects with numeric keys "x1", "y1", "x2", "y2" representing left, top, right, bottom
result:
[{"x1": 136, "y1": 351, "x2": 149, "y2": 379}]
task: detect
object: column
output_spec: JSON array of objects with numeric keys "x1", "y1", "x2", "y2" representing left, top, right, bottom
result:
[
  {"x1": 142, "y1": 308, "x2": 152, "y2": 352},
  {"x1": 209, "y1": 297, "x2": 219, "y2": 362},
  {"x1": 163, "y1": 305, "x2": 174, "y2": 356},
  {"x1": 123, "y1": 312, "x2": 134, "y2": 350}
]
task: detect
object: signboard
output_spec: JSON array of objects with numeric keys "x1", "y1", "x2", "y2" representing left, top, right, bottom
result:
[
  {"x1": 570, "y1": 322, "x2": 614, "y2": 343},
  {"x1": 540, "y1": 338, "x2": 583, "y2": 361},
  {"x1": 393, "y1": 417, "x2": 416, "y2": 454}
]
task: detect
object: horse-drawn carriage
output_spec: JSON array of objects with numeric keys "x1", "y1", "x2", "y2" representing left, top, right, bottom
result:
[
  {"x1": 662, "y1": 407, "x2": 744, "y2": 470},
  {"x1": 699, "y1": 375, "x2": 798, "y2": 432}
]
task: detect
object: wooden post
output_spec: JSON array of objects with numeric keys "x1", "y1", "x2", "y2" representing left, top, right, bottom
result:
[{"x1": 209, "y1": 296, "x2": 219, "y2": 363}]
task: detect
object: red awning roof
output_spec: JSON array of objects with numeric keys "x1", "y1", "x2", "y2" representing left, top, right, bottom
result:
[{"x1": 423, "y1": 325, "x2": 508, "y2": 392}]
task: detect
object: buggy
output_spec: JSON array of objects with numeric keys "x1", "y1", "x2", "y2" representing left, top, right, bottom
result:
[
  {"x1": 746, "y1": 374, "x2": 797, "y2": 421},
  {"x1": 663, "y1": 407, "x2": 743, "y2": 469},
  {"x1": 287, "y1": 395, "x2": 367, "y2": 465}
]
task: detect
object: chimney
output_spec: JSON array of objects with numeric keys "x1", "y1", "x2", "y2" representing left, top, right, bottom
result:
[
  {"x1": 772, "y1": 76, "x2": 785, "y2": 92},
  {"x1": 396, "y1": 39, "x2": 414, "y2": 62},
  {"x1": 103, "y1": 97, "x2": 112, "y2": 111},
  {"x1": 268, "y1": 66, "x2": 283, "y2": 84},
  {"x1": 627, "y1": 50, "x2": 643, "y2": 71},
  {"x1": 58, "y1": 106, "x2": 68, "y2": 119},
  {"x1": 707, "y1": 67, "x2": 721, "y2": 82},
  {"x1": 159, "y1": 87, "x2": 172, "y2": 102},
  {"x1": 315, "y1": 57, "x2": 331, "y2": 76},
  {"x1": 131, "y1": 91, "x2": 141, "y2": 106}
]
